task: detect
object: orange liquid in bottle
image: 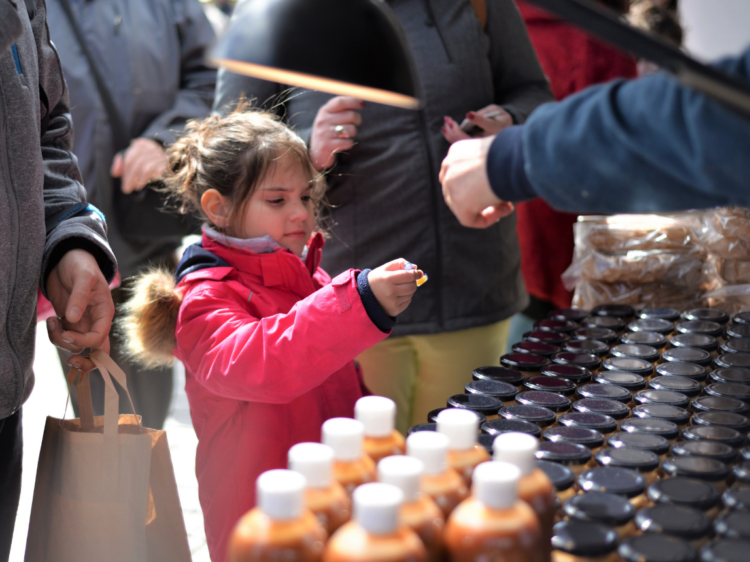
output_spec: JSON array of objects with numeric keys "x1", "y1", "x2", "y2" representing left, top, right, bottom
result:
[
  {"x1": 357, "y1": 396, "x2": 406, "y2": 464},
  {"x1": 304, "y1": 485, "x2": 351, "y2": 536},
  {"x1": 364, "y1": 432, "x2": 407, "y2": 464},
  {"x1": 437, "y1": 407, "x2": 491, "y2": 487},
  {"x1": 323, "y1": 418, "x2": 378, "y2": 497},
  {"x1": 333, "y1": 456, "x2": 377, "y2": 496}
]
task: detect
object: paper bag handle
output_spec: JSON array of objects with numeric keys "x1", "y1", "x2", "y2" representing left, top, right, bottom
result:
[
  {"x1": 65, "y1": 367, "x2": 96, "y2": 431},
  {"x1": 88, "y1": 350, "x2": 141, "y2": 434}
]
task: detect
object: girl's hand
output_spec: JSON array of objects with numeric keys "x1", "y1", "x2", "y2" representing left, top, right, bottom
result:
[
  {"x1": 309, "y1": 96, "x2": 365, "y2": 170},
  {"x1": 368, "y1": 259, "x2": 423, "y2": 317},
  {"x1": 442, "y1": 105, "x2": 513, "y2": 144}
]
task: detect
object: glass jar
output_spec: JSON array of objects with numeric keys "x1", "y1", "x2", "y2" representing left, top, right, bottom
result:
[
  {"x1": 538, "y1": 460, "x2": 576, "y2": 508},
  {"x1": 544, "y1": 426, "x2": 605, "y2": 452},
  {"x1": 595, "y1": 371, "x2": 648, "y2": 393},
  {"x1": 611, "y1": 344, "x2": 660, "y2": 364},
  {"x1": 499, "y1": 404, "x2": 557, "y2": 428},
  {"x1": 634, "y1": 504, "x2": 710, "y2": 548},
  {"x1": 554, "y1": 352, "x2": 603, "y2": 373},
  {"x1": 574, "y1": 327, "x2": 618, "y2": 345},
  {"x1": 619, "y1": 535, "x2": 697, "y2": 562},
  {"x1": 699, "y1": 539, "x2": 750, "y2": 562},
  {"x1": 500, "y1": 353, "x2": 551, "y2": 379},
  {"x1": 671, "y1": 440, "x2": 737, "y2": 465},
  {"x1": 730, "y1": 461, "x2": 750, "y2": 486},
  {"x1": 670, "y1": 333, "x2": 720, "y2": 353},
  {"x1": 649, "y1": 375, "x2": 702, "y2": 400},
  {"x1": 662, "y1": 347, "x2": 713, "y2": 368},
  {"x1": 512, "y1": 340, "x2": 561, "y2": 358},
  {"x1": 692, "y1": 396, "x2": 750, "y2": 416},
  {"x1": 525, "y1": 376, "x2": 577, "y2": 397},
  {"x1": 721, "y1": 338, "x2": 750, "y2": 354},
  {"x1": 683, "y1": 308, "x2": 730, "y2": 325},
  {"x1": 551, "y1": 520, "x2": 620, "y2": 562},
  {"x1": 603, "y1": 357, "x2": 654, "y2": 379},
  {"x1": 481, "y1": 418, "x2": 541, "y2": 438},
  {"x1": 711, "y1": 367, "x2": 750, "y2": 386},
  {"x1": 606, "y1": 432, "x2": 670, "y2": 460},
  {"x1": 714, "y1": 512, "x2": 750, "y2": 540},
  {"x1": 656, "y1": 361, "x2": 709, "y2": 383},
  {"x1": 620, "y1": 418, "x2": 680, "y2": 443},
  {"x1": 559, "y1": 412, "x2": 618, "y2": 436},
  {"x1": 446, "y1": 394, "x2": 502, "y2": 421},
  {"x1": 524, "y1": 330, "x2": 570, "y2": 346},
  {"x1": 620, "y1": 331, "x2": 669, "y2": 350},
  {"x1": 734, "y1": 312, "x2": 750, "y2": 325},
  {"x1": 740, "y1": 446, "x2": 750, "y2": 462},
  {"x1": 592, "y1": 305, "x2": 635, "y2": 319},
  {"x1": 627, "y1": 318, "x2": 674, "y2": 336},
  {"x1": 583, "y1": 316, "x2": 627, "y2": 332},
  {"x1": 634, "y1": 389, "x2": 691, "y2": 410},
  {"x1": 550, "y1": 308, "x2": 591, "y2": 323},
  {"x1": 594, "y1": 447, "x2": 660, "y2": 484},
  {"x1": 681, "y1": 425, "x2": 745, "y2": 449},
  {"x1": 564, "y1": 339, "x2": 610, "y2": 357},
  {"x1": 632, "y1": 403, "x2": 691, "y2": 427},
  {"x1": 676, "y1": 320, "x2": 724, "y2": 339},
  {"x1": 476, "y1": 434, "x2": 495, "y2": 455},
  {"x1": 691, "y1": 411, "x2": 750, "y2": 434},
  {"x1": 706, "y1": 382, "x2": 750, "y2": 404},
  {"x1": 722, "y1": 484, "x2": 750, "y2": 511},
  {"x1": 725, "y1": 324, "x2": 750, "y2": 340},
  {"x1": 537, "y1": 442, "x2": 593, "y2": 477},
  {"x1": 544, "y1": 364, "x2": 594, "y2": 386},
  {"x1": 647, "y1": 476, "x2": 720, "y2": 519},
  {"x1": 662, "y1": 456, "x2": 730, "y2": 491},
  {"x1": 428, "y1": 408, "x2": 486, "y2": 426},
  {"x1": 472, "y1": 366, "x2": 525, "y2": 389},
  {"x1": 407, "y1": 423, "x2": 436, "y2": 436},
  {"x1": 563, "y1": 492, "x2": 636, "y2": 538},
  {"x1": 464, "y1": 380, "x2": 518, "y2": 406},
  {"x1": 715, "y1": 353, "x2": 750, "y2": 371},
  {"x1": 577, "y1": 384, "x2": 632, "y2": 405},
  {"x1": 577, "y1": 466, "x2": 649, "y2": 509},
  {"x1": 573, "y1": 398, "x2": 630, "y2": 421},
  {"x1": 516, "y1": 391, "x2": 571, "y2": 417},
  {"x1": 536, "y1": 319, "x2": 580, "y2": 334},
  {"x1": 639, "y1": 307, "x2": 681, "y2": 322}
]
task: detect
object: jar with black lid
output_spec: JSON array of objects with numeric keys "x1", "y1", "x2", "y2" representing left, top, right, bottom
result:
[
  {"x1": 428, "y1": 407, "x2": 486, "y2": 426},
  {"x1": 407, "y1": 423, "x2": 437, "y2": 435},
  {"x1": 554, "y1": 352, "x2": 603, "y2": 372},
  {"x1": 662, "y1": 456, "x2": 730, "y2": 491},
  {"x1": 583, "y1": 316, "x2": 627, "y2": 331},
  {"x1": 621, "y1": 331, "x2": 669, "y2": 349},
  {"x1": 734, "y1": 312, "x2": 750, "y2": 325},
  {"x1": 682, "y1": 425, "x2": 745, "y2": 449},
  {"x1": 706, "y1": 383, "x2": 750, "y2": 404},
  {"x1": 635, "y1": 389, "x2": 691, "y2": 409},
  {"x1": 596, "y1": 371, "x2": 648, "y2": 392},
  {"x1": 544, "y1": 364, "x2": 594, "y2": 386},
  {"x1": 594, "y1": 447, "x2": 660, "y2": 484},
  {"x1": 577, "y1": 384, "x2": 632, "y2": 405},
  {"x1": 633, "y1": 403, "x2": 691, "y2": 427},
  {"x1": 620, "y1": 417, "x2": 680, "y2": 442},
  {"x1": 670, "y1": 333, "x2": 720, "y2": 353},
  {"x1": 692, "y1": 412, "x2": 750, "y2": 435},
  {"x1": 692, "y1": 396, "x2": 750, "y2": 416},
  {"x1": 620, "y1": 534, "x2": 697, "y2": 562},
  {"x1": 647, "y1": 477, "x2": 721, "y2": 518},
  {"x1": 472, "y1": 366, "x2": 525, "y2": 389},
  {"x1": 720, "y1": 338, "x2": 750, "y2": 354},
  {"x1": 551, "y1": 520, "x2": 620, "y2": 562},
  {"x1": 559, "y1": 412, "x2": 618, "y2": 436},
  {"x1": 573, "y1": 398, "x2": 630, "y2": 421},
  {"x1": 714, "y1": 512, "x2": 750, "y2": 540},
  {"x1": 481, "y1": 417, "x2": 541, "y2": 438},
  {"x1": 722, "y1": 485, "x2": 750, "y2": 511},
  {"x1": 574, "y1": 327, "x2": 618, "y2": 344},
  {"x1": 563, "y1": 492, "x2": 636, "y2": 538},
  {"x1": 715, "y1": 353, "x2": 750, "y2": 370},
  {"x1": 663, "y1": 347, "x2": 713, "y2": 368},
  {"x1": 611, "y1": 344, "x2": 661, "y2": 364},
  {"x1": 499, "y1": 404, "x2": 557, "y2": 428},
  {"x1": 683, "y1": 308, "x2": 730, "y2": 325},
  {"x1": 671, "y1": 441, "x2": 737, "y2": 465},
  {"x1": 476, "y1": 433, "x2": 495, "y2": 455},
  {"x1": 578, "y1": 466, "x2": 649, "y2": 509},
  {"x1": 593, "y1": 304, "x2": 635, "y2": 319},
  {"x1": 565, "y1": 339, "x2": 610, "y2": 357},
  {"x1": 550, "y1": 308, "x2": 591, "y2": 323},
  {"x1": 726, "y1": 324, "x2": 750, "y2": 340},
  {"x1": 524, "y1": 330, "x2": 570, "y2": 346},
  {"x1": 628, "y1": 317, "x2": 674, "y2": 335},
  {"x1": 537, "y1": 442, "x2": 594, "y2": 476},
  {"x1": 603, "y1": 357, "x2": 654, "y2": 378},
  {"x1": 635, "y1": 504, "x2": 711, "y2": 547},
  {"x1": 700, "y1": 539, "x2": 750, "y2": 562},
  {"x1": 607, "y1": 432, "x2": 670, "y2": 459},
  {"x1": 536, "y1": 319, "x2": 580, "y2": 334},
  {"x1": 650, "y1": 376, "x2": 703, "y2": 399},
  {"x1": 512, "y1": 340, "x2": 561, "y2": 357},
  {"x1": 639, "y1": 307, "x2": 681, "y2": 322},
  {"x1": 538, "y1": 460, "x2": 576, "y2": 507},
  {"x1": 740, "y1": 446, "x2": 750, "y2": 462},
  {"x1": 447, "y1": 394, "x2": 502, "y2": 420},
  {"x1": 730, "y1": 461, "x2": 750, "y2": 486},
  {"x1": 657, "y1": 361, "x2": 709, "y2": 383},
  {"x1": 711, "y1": 367, "x2": 750, "y2": 386},
  {"x1": 464, "y1": 380, "x2": 518, "y2": 405},
  {"x1": 516, "y1": 390, "x2": 571, "y2": 416},
  {"x1": 677, "y1": 320, "x2": 725, "y2": 338},
  {"x1": 544, "y1": 426, "x2": 605, "y2": 451},
  {"x1": 500, "y1": 352, "x2": 550, "y2": 379},
  {"x1": 525, "y1": 376, "x2": 577, "y2": 397}
]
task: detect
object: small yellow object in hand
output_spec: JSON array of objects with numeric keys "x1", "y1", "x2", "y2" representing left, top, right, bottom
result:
[{"x1": 404, "y1": 262, "x2": 428, "y2": 287}]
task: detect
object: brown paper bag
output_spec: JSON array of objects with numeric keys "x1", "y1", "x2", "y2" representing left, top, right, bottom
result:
[{"x1": 25, "y1": 350, "x2": 191, "y2": 562}]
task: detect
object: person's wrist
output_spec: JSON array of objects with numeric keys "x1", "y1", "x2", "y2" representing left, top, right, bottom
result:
[{"x1": 486, "y1": 126, "x2": 536, "y2": 203}]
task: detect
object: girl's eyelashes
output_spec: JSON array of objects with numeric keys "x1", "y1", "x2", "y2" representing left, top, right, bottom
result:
[{"x1": 266, "y1": 198, "x2": 285, "y2": 205}]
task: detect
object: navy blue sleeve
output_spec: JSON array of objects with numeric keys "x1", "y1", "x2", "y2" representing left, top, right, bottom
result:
[
  {"x1": 487, "y1": 125, "x2": 537, "y2": 203},
  {"x1": 356, "y1": 269, "x2": 396, "y2": 333}
]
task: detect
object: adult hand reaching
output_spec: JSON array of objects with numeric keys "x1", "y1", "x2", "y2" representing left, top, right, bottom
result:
[
  {"x1": 309, "y1": 96, "x2": 364, "y2": 170},
  {"x1": 442, "y1": 104, "x2": 513, "y2": 144},
  {"x1": 111, "y1": 137, "x2": 168, "y2": 194},
  {"x1": 440, "y1": 136, "x2": 514, "y2": 229},
  {"x1": 46, "y1": 249, "x2": 115, "y2": 371}
]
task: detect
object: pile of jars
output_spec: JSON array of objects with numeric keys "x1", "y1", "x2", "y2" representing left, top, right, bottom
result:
[{"x1": 417, "y1": 305, "x2": 750, "y2": 562}]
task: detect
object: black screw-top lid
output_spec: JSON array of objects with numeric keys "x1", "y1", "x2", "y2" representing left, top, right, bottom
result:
[
  {"x1": 621, "y1": 331, "x2": 669, "y2": 349},
  {"x1": 662, "y1": 456, "x2": 730, "y2": 483},
  {"x1": 722, "y1": 485, "x2": 750, "y2": 511},
  {"x1": 671, "y1": 441, "x2": 737, "y2": 465},
  {"x1": 657, "y1": 361, "x2": 709, "y2": 382},
  {"x1": 578, "y1": 466, "x2": 646, "y2": 498},
  {"x1": 670, "y1": 333, "x2": 720, "y2": 353},
  {"x1": 731, "y1": 461, "x2": 750, "y2": 485},
  {"x1": 544, "y1": 426, "x2": 605, "y2": 449},
  {"x1": 650, "y1": 375, "x2": 703, "y2": 398},
  {"x1": 629, "y1": 317, "x2": 675, "y2": 335},
  {"x1": 583, "y1": 315, "x2": 627, "y2": 330},
  {"x1": 635, "y1": 389, "x2": 691, "y2": 409},
  {"x1": 621, "y1": 417, "x2": 680, "y2": 440},
  {"x1": 565, "y1": 338, "x2": 611, "y2": 356},
  {"x1": 734, "y1": 312, "x2": 750, "y2": 325},
  {"x1": 682, "y1": 425, "x2": 745, "y2": 448},
  {"x1": 611, "y1": 343, "x2": 661, "y2": 363},
  {"x1": 476, "y1": 433, "x2": 495, "y2": 454},
  {"x1": 535, "y1": 318, "x2": 579, "y2": 334},
  {"x1": 607, "y1": 432, "x2": 670, "y2": 456},
  {"x1": 564, "y1": 491, "x2": 635, "y2": 527},
  {"x1": 692, "y1": 396, "x2": 750, "y2": 416},
  {"x1": 524, "y1": 375, "x2": 576, "y2": 396},
  {"x1": 715, "y1": 512, "x2": 750, "y2": 540},
  {"x1": 552, "y1": 520, "x2": 620, "y2": 557},
  {"x1": 726, "y1": 325, "x2": 750, "y2": 339},
  {"x1": 481, "y1": 418, "x2": 542, "y2": 438},
  {"x1": 721, "y1": 338, "x2": 750, "y2": 354},
  {"x1": 635, "y1": 504, "x2": 711, "y2": 540},
  {"x1": 542, "y1": 363, "x2": 593, "y2": 384},
  {"x1": 692, "y1": 412, "x2": 750, "y2": 434},
  {"x1": 578, "y1": 383, "x2": 632, "y2": 404},
  {"x1": 574, "y1": 327, "x2": 618, "y2": 343},
  {"x1": 499, "y1": 404, "x2": 557, "y2": 427},
  {"x1": 620, "y1": 534, "x2": 697, "y2": 562},
  {"x1": 537, "y1": 460, "x2": 575, "y2": 492},
  {"x1": 472, "y1": 366, "x2": 525, "y2": 387},
  {"x1": 574, "y1": 398, "x2": 631, "y2": 420},
  {"x1": 537, "y1": 442, "x2": 592, "y2": 466},
  {"x1": 595, "y1": 446, "x2": 660, "y2": 473},
  {"x1": 706, "y1": 383, "x2": 750, "y2": 404},
  {"x1": 663, "y1": 347, "x2": 714, "y2": 367},
  {"x1": 604, "y1": 356, "x2": 655, "y2": 377},
  {"x1": 559, "y1": 412, "x2": 618, "y2": 434},
  {"x1": 549, "y1": 308, "x2": 590, "y2": 322},
  {"x1": 701, "y1": 540, "x2": 750, "y2": 562},
  {"x1": 648, "y1": 477, "x2": 721, "y2": 511},
  {"x1": 715, "y1": 353, "x2": 750, "y2": 370},
  {"x1": 640, "y1": 307, "x2": 681, "y2": 322},
  {"x1": 593, "y1": 304, "x2": 636, "y2": 319},
  {"x1": 523, "y1": 330, "x2": 569, "y2": 345},
  {"x1": 634, "y1": 403, "x2": 691, "y2": 426},
  {"x1": 712, "y1": 368, "x2": 750, "y2": 386},
  {"x1": 407, "y1": 423, "x2": 436, "y2": 435},
  {"x1": 447, "y1": 394, "x2": 502, "y2": 416},
  {"x1": 683, "y1": 308, "x2": 730, "y2": 325},
  {"x1": 741, "y1": 446, "x2": 750, "y2": 462},
  {"x1": 596, "y1": 371, "x2": 648, "y2": 392},
  {"x1": 677, "y1": 320, "x2": 725, "y2": 338},
  {"x1": 465, "y1": 380, "x2": 518, "y2": 401},
  {"x1": 511, "y1": 340, "x2": 561, "y2": 357},
  {"x1": 500, "y1": 352, "x2": 550, "y2": 372},
  {"x1": 553, "y1": 351, "x2": 602, "y2": 371},
  {"x1": 428, "y1": 407, "x2": 486, "y2": 425},
  {"x1": 516, "y1": 390, "x2": 571, "y2": 413}
]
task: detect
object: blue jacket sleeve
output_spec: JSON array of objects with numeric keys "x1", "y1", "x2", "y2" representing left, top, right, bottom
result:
[{"x1": 499, "y1": 47, "x2": 750, "y2": 213}]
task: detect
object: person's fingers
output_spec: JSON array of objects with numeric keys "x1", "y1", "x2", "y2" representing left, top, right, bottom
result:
[
  {"x1": 327, "y1": 110, "x2": 363, "y2": 127},
  {"x1": 383, "y1": 258, "x2": 410, "y2": 272},
  {"x1": 466, "y1": 111, "x2": 501, "y2": 133},
  {"x1": 331, "y1": 123, "x2": 358, "y2": 139},
  {"x1": 386, "y1": 270, "x2": 422, "y2": 284},
  {"x1": 64, "y1": 268, "x2": 97, "y2": 324},
  {"x1": 442, "y1": 117, "x2": 470, "y2": 143},
  {"x1": 476, "y1": 104, "x2": 503, "y2": 116},
  {"x1": 66, "y1": 354, "x2": 98, "y2": 373},
  {"x1": 46, "y1": 317, "x2": 85, "y2": 354},
  {"x1": 110, "y1": 153, "x2": 123, "y2": 178},
  {"x1": 325, "y1": 96, "x2": 366, "y2": 114}
]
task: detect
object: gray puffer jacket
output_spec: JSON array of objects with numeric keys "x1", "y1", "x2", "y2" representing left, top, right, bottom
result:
[
  {"x1": 0, "y1": 0, "x2": 116, "y2": 420},
  {"x1": 215, "y1": 0, "x2": 553, "y2": 336}
]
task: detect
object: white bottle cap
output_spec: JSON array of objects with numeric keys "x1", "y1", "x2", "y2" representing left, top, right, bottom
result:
[
  {"x1": 322, "y1": 418, "x2": 365, "y2": 461},
  {"x1": 472, "y1": 461, "x2": 520, "y2": 510},
  {"x1": 377, "y1": 455, "x2": 424, "y2": 502},
  {"x1": 355, "y1": 396, "x2": 397, "y2": 438},
  {"x1": 492, "y1": 432, "x2": 538, "y2": 476},
  {"x1": 288, "y1": 442, "x2": 334, "y2": 489},
  {"x1": 436, "y1": 408, "x2": 479, "y2": 451},
  {"x1": 353, "y1": 482, "x2": 404, "y2": 535},
  {"x1": 406, "y1": 431, "x2": 449, "y2": 475},
  {"x1": 257, "y1": 469, "x2": 306, "y2": 520}
]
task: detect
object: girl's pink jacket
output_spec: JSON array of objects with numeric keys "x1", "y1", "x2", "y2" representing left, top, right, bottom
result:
[{"x1": 173, "y1": 232, "x2": 389, "y2": 562}]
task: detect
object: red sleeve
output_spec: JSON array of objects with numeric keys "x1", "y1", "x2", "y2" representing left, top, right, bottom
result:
[{"x1": 175, "y1": 270, "x2": 388, "y2": 404}]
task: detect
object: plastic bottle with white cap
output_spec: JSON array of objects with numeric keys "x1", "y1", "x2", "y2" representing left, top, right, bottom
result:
[
  {"x1": 228, "y1": 469, "x2": 327, "y2": 562},
  {"x1": 436, "y1": 408, "x2": 490, "y2": 486},
  {"x1": 355, "y1": 396, "x2": 406, "y2": 464},
  {"x1": 378, "y1": 456, "x2": 445, "y2": 562},
  {"x1": 406, "y1": 430, "x2": 469, "y2": 519},
  {"x1": 445, "y1": 461, "x2": 543, "y2": 562},
  {"x1": 323, "y1": 483, "x2": 426, "y2": 562},
  {"x1": 322, "y1": 418, "x2": 377, "y2": 496},
  {"x1": 494, "y1": 432, "x2": 556, "y2": 562},
  {"x1": 289, "y1": 443, "x2": 352, "y2": 535}
]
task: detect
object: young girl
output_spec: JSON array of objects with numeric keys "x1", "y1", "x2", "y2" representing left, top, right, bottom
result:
[{"x1": 121, "y1": 110, "x2": 422, "y2": 562}]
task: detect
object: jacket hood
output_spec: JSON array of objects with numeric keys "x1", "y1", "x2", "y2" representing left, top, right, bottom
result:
[{"x1": 175, "y1": 243, "x2": 230, "y2": 283}]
